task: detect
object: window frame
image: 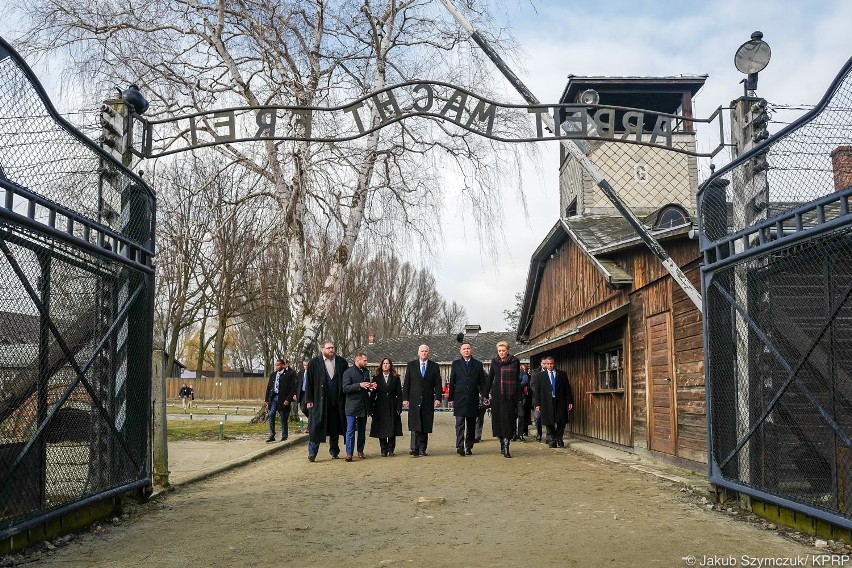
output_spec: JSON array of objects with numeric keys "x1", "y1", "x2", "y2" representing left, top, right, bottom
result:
[{"x1": 595, "y1": 342, "x2": 625, "y2": 391}]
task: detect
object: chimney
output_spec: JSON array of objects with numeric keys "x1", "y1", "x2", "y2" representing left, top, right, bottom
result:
[
  {"x1": 831, "y1": 146, "x2": 852, "y2": 192},
  {"x1": 463, "y1": 324, "x2": 481, "y2": 338},
  {"x1": 368, "y1": 333, "x2": 375, "y2": 345}
]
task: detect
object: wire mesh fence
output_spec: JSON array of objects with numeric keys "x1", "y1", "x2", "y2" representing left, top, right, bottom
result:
[
  {"x1": 0, "y1": 38, "x2": 155, "y2": 539},
  {"x1": 698, "y1": 57, "x2": 852, "y2": 528}
]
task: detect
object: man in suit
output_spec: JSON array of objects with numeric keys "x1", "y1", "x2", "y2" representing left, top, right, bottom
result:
[
  {"x1": 342, "y1": 352, "x2": 375, "y2": 461},
  {"x1": 448, "y1": 342, "x2": 486, "y2": 456},
  {"x1": 402, "y1": 344, "x2": 442, "y2": 457},
  {"x1": 264, "y1": 358, "x2": 297, "y2": 442},
  {"x1": 305, "y1": 340, "x2": 349, "y2": 461},
  {"x1": 531, "y1": 355, "x2": 574, "y2": 448}
]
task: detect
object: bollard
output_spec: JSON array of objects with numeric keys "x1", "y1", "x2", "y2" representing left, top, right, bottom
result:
[
  {"x1": 235, "y1": 406, "x2": 238, "y2": 415},
  {"x1": 189, "y1": 413, "x2": 193, "y2": 420},
  {"x1": 217, "y1": 405, "x2": 220, "y2": 410},
  {"x1": 224, "y1": 413, "x2": 227, "y2": 421},
  {"x1": 219, "y1": 421, "x2": 224, "y2": 441}
]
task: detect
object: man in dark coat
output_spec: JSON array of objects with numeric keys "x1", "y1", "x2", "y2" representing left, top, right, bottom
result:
[
  {"x1": 369, "y1": 358, "x2": 403, "y2": 456},
  {"x1": 297, "y1": 359, "x2": 310, "y2": 426},
  {"x1": 448, "y1": 341, "x2": 486, "y2": 456},
  {"x1": 306, "y1": 340, "x2": 349, "y2": 461},
  {"x1": 402, "y1": 344, "x2": 442, "y2": 457},
  {"x1": 342, "y1": 352, "x2": 375, "y2": 461},
  {"x1": 531, "y1": 355, "x2": 574, "y2": 448},
  {"x1": 264, "y1": 358, "x2": 297, "y2": 442}
]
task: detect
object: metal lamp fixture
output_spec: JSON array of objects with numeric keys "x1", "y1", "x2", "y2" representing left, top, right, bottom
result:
[{"x1": 734, "y1": 31, "x2": 771, "y2": 96}]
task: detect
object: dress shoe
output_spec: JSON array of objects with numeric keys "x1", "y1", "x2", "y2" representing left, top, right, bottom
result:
[
  {"x1": 345, "y1": 454, "x2": 353, "y2": 462},
  {"x1": 474, "y1": 438, "x2": 481, "y2": 443},
  {"x1": 549, "y1": 441, "x2": 557, "y2": 448},
  {"x1": 419, "y1": 450, "x2": 428, "y2": 457},
  {"x1": 357, "y1": 452, "x2": 366, "y2": 459},
  {"x1": 308, "y1": 454, "x2": 316, "y2": 462},
  {"x1": 381, "y1": 451, "x2": 388, "y2": 457},
  {"x1": 535, "y1": 435, "x2": 542, "y2": 442},
  {"x1": 410, "y1": 450, "x2": 419, "y2": 457},
  {"x1": 465, "y1": 448, "x2": 472, "y2": 455},
  {"x1": 511, "y1": 435, "x2": 519, "y2": 442},
  {"x1": 457, "y1": 447, "x2": 465, "y2": 456},
  {"x1": 557, "y1": 440, "x2": 565, "y2": 448},
  {"x1": 280, "y1": 436, "x2": 288, "y2": 442},
  {"x1": 331, "y1": 453, "x2": 340, "y2": 459},
  {"x1": 388, "y1": 451, "x2": 395, "y2": 456},
  {"x1": 500, "y1": 439, "x2": 506, "y2": 455},
  {"x1": 266, "y1": 436, "x2": 275, "y2": 443}
]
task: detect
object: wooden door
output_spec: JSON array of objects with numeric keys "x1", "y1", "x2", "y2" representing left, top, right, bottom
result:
[{"x1": 647, "y1": 311, "x2": 676, "y2": 454}]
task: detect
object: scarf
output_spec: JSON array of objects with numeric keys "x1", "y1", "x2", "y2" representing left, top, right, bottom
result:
[{"x1": 496, "y1": 355, "x2": 519, "y2": 399}]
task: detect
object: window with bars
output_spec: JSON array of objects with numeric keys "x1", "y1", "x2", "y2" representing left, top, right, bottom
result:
[{"x1": 597, "y1": 345, "x2": 624, "y2": 390}]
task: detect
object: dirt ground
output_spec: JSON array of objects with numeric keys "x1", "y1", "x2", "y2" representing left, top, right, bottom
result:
[{"x1": 8, "y1": 413, "x2": 846, "y2": 568}]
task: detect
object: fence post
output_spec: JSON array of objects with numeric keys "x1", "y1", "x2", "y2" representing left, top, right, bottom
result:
[{"x1": 152, "y1": 349, "x2": 169, "y2": 487}]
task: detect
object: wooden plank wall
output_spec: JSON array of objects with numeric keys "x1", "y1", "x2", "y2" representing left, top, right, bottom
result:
[
  {"x1": 167, "y1": 377, "x2": 268, "y2": 400},
  {"x1": 529, "y1": 238, "x2": 627, "y2": 341},
  {"x1": 629, "y1": 244, "x2": 706, "y2": 463},
  {"x1": 556, "y1": 322, "x2": 631, "y2": 446}
]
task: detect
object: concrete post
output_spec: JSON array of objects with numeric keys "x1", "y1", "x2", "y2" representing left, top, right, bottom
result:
[{"x1": 152, "y1": 349, "x2": 169, "y2": 487}]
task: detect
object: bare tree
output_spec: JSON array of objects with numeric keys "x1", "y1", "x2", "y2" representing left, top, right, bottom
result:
[{"x1": 15, "y1": 0, "x2": 530, "y2": 363}]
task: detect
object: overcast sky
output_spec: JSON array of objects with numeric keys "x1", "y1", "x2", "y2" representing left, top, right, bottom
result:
[
  {"x1": 431, "y1": 0, "x2": 852, "y2": 333},
  {"x1": 2, "y1": 1, "x2": 851, "y2": 335}
]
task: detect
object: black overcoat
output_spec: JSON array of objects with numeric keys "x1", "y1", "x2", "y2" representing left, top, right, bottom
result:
[
  {"x1": 306, "y1": 355, "x2": 349, "y2": 443},
  {"x1": 448, "y1": 357, "x2": 486, "y2": 418},
  {"x1": 402, "y1": 359, "x2": 442, "y2": 433},
  {"x1": 531, "y1": 369, "x2": 573, "y2": 426},
  {"x1": 342, "y1": 365, "x2": 371, "y2": 417},
  {"x1": 265, "y1": 367, "x2": 297, "y2": 411},
  {"x1": 485, "y1": 355, "x2": 521, "y2": 438},
  {"x1": 369, "y1": 373, "x2": 403, "y2": 438}
]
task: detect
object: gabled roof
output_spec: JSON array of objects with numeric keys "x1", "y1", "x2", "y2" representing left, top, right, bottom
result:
[
  {"x1": 356, "y1": 331, "x2": 516, "y2": 365},
  {"x1": 516, "y1": 211, "x2": 694, "y2": 341},
  {"x1": 0, "y1": 311, "x2": 39, "y2": 344}
]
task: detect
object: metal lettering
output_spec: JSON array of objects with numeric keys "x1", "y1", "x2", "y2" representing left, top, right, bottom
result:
[
  {"x1": 412, "y1": 83, "x2": 434, "y2": 112},
  {"x1": 211, "y1": 111, "x2": 236, "y2": 142},
  {"x1": 560, "y1": 108, "x2": 589, "y2": 138},
  {"x1": 649, "y1": 115, "x2": 672, "y2": 147},
  {"x1": 464, "y1": 98, "x2": 496, "y2": 135},
  {"x1": 439, "y1": 89, "x2": 468, "y2": 123},
  {"x1": 527, "y1": 107, "x2": 548, "y2": 137},
  {"x1": 591, "y1": 108, "x2": 615, "y2": 139},
  {"x1": 620, "y1": 111, "x2": 643, "y2": 142},
  {"x1": 371, "y1": 90, "x2": 402, "y2": 123},
  {"x1": 345, "y1": 101, "x2": 367, "y2": 134},
  {"x1": 255, "y1": 109, "x2": 277, "y2": 138}
]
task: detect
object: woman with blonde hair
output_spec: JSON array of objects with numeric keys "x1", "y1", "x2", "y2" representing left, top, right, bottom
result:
[{"x1": 485, "y1": 340, "x2": 521, "y2": 458}]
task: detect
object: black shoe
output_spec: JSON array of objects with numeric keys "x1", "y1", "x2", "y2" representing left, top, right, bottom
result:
[
  {"x1": 388, "y1": 451, "x2": 395, "y2": 456},
  {"x1": 504, "y1": 450, "x2": 512, "y2": 458},
  {"x1": 500, "y1": 440, "x2": 506, "y2": 455},
  {"x1": 535, "y1": 435, "x2": 542, "y2": 442},
  {"x1": 457, "y1": 447, "x2": 465, "y2": 456},
  {"x1": 474, "y1": 438, "x2": 481, "y2": 443},
  {"x1": 549, "y1": 442, "x2": 557, "y2": 448},
  {"x1": 410, "y1": 450, "x2": 419, "y2": 457},
  {"x1": 331, "y1": 453, "x2": 340, "y2": 459},
  {"x1": 280, "y1": 437, "x2": 288, "y2": 442},
  {"x1": 465, "y1": 448, "x2": 472, "y2": 455},
  {"x1": 381, "y1": 451, "x2": 388, "y2": 457},
  {"x1": 266, "y1": 436, "x2": 275, "y2": 443},
  {"x1": 511, "y1": 435, "x2": 519, "y2": 442},
  {"x1": 557, "y1": 440, "x2": 565, "y2": 448},
  {"x1": 419, "y1": 450, "x2": 428, "y2": 457},
  {"x1": 308, "y1": 454, "x2": 316, "y2": 462}
]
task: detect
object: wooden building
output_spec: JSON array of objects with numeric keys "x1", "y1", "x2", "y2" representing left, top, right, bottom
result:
[{"x1": 516, "y1": 75, "x2": 708, "y2": 468}]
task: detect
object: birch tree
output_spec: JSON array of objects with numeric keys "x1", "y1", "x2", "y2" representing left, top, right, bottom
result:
[{"x1": 15, "y1": 0, "x2": 530, "y2": 361}]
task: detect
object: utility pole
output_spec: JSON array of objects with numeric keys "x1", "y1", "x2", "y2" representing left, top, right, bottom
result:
[{"x1": 438, "y1": 0, "x2": 703, "y2": 312}]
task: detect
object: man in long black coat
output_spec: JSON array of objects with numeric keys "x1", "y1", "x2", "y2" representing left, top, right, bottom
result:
[
  {"x1": 531, "y1": 355, "x2": 574, "y2": 448},
  {"x1": 402, "y1": 344, "x2": 442, "y2": 457},
  {"x1": 264, "y1": 358, "x2": 297, "y2": 442},
  {"x1": 305, "y1": 340, "x2": 349, "y2": 461},
  {"x1": 448, "y1": 341, "x2": 485, "y2": 456}
]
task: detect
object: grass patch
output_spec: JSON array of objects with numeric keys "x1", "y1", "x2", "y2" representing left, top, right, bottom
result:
[{"x1": 167, "y1": 418, "x2": 303, "y2": 441}]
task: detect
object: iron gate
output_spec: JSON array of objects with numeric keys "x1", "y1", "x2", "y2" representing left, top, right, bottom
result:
[
  {"x1": 0, "y1": 37, "x2": 155, "y2": 540},
  {"x1": 698, "y1": 57, "x2": 852, "y2": 529}
]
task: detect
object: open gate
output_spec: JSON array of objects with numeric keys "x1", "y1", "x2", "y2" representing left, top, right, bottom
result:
[
  {"x1": 698, "y1": 57, "x2": 852, "y2": 529},
  {"x1": 0, "y1": 38, "x2": 155, "y2": 544}
]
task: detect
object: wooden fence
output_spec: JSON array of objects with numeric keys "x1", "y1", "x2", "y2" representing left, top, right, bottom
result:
[{"x1": 167, "y1": 377, "x2": 268, "y2": 401}]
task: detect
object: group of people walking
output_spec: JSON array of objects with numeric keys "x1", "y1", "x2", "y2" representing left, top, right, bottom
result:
[{"x1": 263, "y1": 339, "x2": 574, "y2": 462}]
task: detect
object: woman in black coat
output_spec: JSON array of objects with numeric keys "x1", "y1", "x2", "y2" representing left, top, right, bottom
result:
[
  {"x1": 485, "y1": 341, "x2": 521, "y2": 458},
  {"x1": 369, "y1": 357, "x2": 403, "y2": 456}
]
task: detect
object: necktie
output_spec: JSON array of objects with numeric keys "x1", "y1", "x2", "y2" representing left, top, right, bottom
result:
[
  {"x1": 421, "y1": 362, "x2": 426, "y2": 377},
  {"x1": 550, "y1": 371, "x2": 556, "y2": 397},
  {"x1": 465, "y1": 359, "x2": 470, "y2": 372},
  {"x1": 274, "y1": 372, "x2": 280, "y2": 393}
]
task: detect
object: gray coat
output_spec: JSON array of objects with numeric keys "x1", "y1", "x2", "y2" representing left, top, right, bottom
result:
[{"x1": 342, "y1": 365, "x2": 371, "y2": 417}]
